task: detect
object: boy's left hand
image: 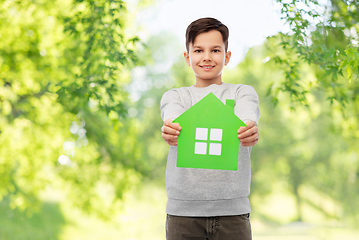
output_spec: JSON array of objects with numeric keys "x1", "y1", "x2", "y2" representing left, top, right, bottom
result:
[{"x1": 237, "y1": 121, "x2": 259, "y2": 147}]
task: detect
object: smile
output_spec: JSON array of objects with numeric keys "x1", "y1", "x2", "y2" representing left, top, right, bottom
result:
[{"x1": 200, "y1": 65, "x2": 214, "y2": 70}]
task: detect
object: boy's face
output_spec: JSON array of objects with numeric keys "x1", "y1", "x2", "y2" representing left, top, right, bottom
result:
[{"x1": 184, "y1": 30, "x2": 231, "y2": 87}]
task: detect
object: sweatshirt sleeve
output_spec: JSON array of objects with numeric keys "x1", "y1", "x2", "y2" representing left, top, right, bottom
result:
[
  {"x1": 160, "y1": 89, "x2": 186, "y2": 121},
  {"x1": 234, "y1": 85, "x2": 260, "y2": 126}
]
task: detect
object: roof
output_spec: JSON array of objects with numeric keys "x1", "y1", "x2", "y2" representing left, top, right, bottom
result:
[{"x1": 173, "y1": 92, "x2": 246, "y2": 128}]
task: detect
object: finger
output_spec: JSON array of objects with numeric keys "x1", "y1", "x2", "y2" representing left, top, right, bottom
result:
[
  {"x1": 238, "y1": 126, "x2": 258, "y2": 139},
  {"x1": 237, "y1": 121, "x2": 255, "y2": 134},
  {"x1": 162, "y1": 132, "x2": 179, "y2": 142},
  {"x1": 239, "y1": 132, "x2": 259, "y2": 143},
  {"x1": 241, "y1": 138, "x2": 259, "y2": 147},
  {"x1": 162, "y1": 125, "x2": 180, "y2": 136},
  {"x1": 164, "y1": 119, "x2": 182, "y2": 131},
  {"x1": 237, "y1": 126, "x2": 248, "y2": 135},
  {"x1": 167, "y1": 122, "x2": 181, "y2": 131},
  {"x1": 165, "y1": 140, "x2": 178, "y2": 146}
]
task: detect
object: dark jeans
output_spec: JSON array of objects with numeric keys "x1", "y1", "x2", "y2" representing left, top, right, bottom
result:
[{"x1": 166, "y1": 214, "x2": 252, "y2": 240}]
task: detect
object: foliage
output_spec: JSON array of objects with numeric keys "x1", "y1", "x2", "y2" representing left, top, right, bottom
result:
[
  {"x1": 56, "y1": 0, "x2": 142, "y2": 117},
  {"x1": 0, "y1": 0, "x2": 146, "y2": 219},
  {"x1": 270, "y1": 0, "x2": 359, "y2": 108},
  {"x1": 268, "y1": 2, "x2": 359, "y2": 224}
]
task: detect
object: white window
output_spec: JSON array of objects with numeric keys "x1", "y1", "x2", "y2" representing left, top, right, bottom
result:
[
  {"x1": 209, "y1": 143, "x2": 222, "y2": 156},
  {"x1": 195, "y1": 128, "x2": 208, "y2": 140},
  {"x1": 210, "y1": 128, "x2": 222, "y2": 141},
  {"x1": 194, "y1": 128, "x2": 223, "y2": 156},
  {"x1": 195, "y1": 142, "x2": 207, "y2": 155}
]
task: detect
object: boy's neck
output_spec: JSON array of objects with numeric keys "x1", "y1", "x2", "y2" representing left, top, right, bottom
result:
[{"x1": 193, "y1": 78, "x2": 223, "y2": 88}]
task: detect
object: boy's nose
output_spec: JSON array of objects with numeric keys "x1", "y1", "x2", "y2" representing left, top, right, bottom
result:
[{"x1": 203, "y1": 52, "x2": 212, "y2": 61}]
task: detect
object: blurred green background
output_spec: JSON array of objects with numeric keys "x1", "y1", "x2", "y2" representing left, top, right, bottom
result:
[{"x1": 0, "y1": 0, "x2": 358, "y2": 239}]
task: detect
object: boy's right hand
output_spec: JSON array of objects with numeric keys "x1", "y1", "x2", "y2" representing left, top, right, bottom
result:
[{"x1": 161, "y1": 119, "x2": 182, "y2": 146}]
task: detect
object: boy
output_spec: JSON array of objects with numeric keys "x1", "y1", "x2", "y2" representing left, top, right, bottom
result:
[{"x1": 160, "y1": 17, "x2": 260, "y2": 240}]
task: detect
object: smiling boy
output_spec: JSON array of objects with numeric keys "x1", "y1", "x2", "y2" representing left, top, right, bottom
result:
[
  {"x1": 160, "y1": 18, "x2": 260, "y2": 240},
  {"x1": 185, "y1": 29, "x2": 230, "y2": 87}
]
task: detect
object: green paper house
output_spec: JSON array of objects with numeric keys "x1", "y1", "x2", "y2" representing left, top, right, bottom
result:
[{"x1": 173, "y1": 92, "x2": 247, "y2": 171}]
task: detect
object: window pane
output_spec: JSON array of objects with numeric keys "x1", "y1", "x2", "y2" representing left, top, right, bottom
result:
[
  {"x1": 195, "y1": 142, "x2": 207, "y2": 155},
  {"x1": 195, "y1": 128, "x2": 208, "y2": 140},
  {"x1": 209, "y1": 143, "x2": 221, "y2": 156},
  {"x1": 210, "y1": 128, "x2": 223, "y2": 141}
]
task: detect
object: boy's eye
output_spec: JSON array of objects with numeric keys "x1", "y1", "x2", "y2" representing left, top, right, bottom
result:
[
  {"x1": 213, "y1": 49, "x2": 220, "y2": 53},
  {"x1": 194, "y1": 50, "x2": 202, "y2": 53}
]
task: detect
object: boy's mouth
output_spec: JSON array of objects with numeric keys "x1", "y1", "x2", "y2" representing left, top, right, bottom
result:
[{"x1": 200, "y1": 65, "x2": 214, "y2": 70}]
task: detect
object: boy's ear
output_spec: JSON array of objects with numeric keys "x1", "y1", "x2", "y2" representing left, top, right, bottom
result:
[
  {"x1": 184, "y1": 51, "x2": 191, "y2": 66},
  {"x1": 224, "y1": 51, "x2": 231, "y2": 66}
]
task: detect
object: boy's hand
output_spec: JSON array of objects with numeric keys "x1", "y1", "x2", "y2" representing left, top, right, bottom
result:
[
  {"x1": 237, "y1": 121, "x2": 259, "y2": 147},
  {"x1": 161, "y1": 119, "x2": 182, "y2": 146}
]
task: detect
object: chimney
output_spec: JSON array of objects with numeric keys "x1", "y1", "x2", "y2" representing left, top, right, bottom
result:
[{"x1": 226, "y1": 99, "x2": 235, "y2": 111}]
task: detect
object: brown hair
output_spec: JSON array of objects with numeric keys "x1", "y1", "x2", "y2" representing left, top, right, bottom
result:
[{"x1": 185, "y1": 17, "x2": 229, "y2": 52}]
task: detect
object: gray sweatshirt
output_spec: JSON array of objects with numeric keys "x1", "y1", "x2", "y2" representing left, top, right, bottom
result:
[{"x1": 160, "y1": 82, "x2": 260, "y2": 217}]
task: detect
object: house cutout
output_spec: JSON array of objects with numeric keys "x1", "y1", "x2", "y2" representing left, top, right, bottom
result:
[{"x1": 173, "y1": 92, "x2": 247, "y2": 171}]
